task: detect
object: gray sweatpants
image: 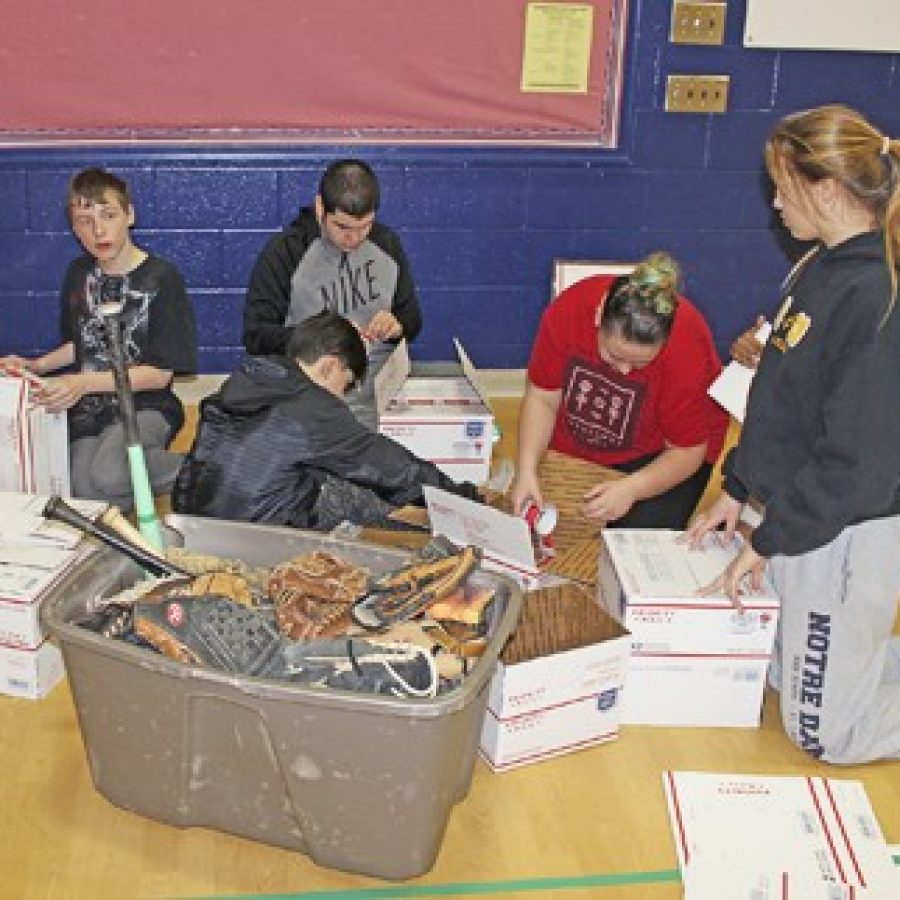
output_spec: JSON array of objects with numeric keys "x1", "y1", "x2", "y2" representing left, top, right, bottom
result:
[
  {"x1": 69, "y1": 410, "x2": 183, "y2": 513},
  {"x1": 767, "y1": 514, "x2": 900, "y2": 764}
]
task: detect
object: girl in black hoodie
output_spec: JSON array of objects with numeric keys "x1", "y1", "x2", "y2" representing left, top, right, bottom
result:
[{"x1": 688, "y1": 105, "x2": 900, "y2": 764}]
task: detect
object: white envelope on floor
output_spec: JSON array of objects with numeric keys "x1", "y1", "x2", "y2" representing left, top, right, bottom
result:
[{"x1": 664, "y1": 771, "x2": 899, "y2": 899}]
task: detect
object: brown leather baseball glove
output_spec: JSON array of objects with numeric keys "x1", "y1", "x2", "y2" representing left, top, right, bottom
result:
[{"x1": 267, "y1": 550, "x2": 369, "y2": 641}]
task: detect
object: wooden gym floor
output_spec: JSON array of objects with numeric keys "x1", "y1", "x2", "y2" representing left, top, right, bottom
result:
[{"x1": 1, "y1": 395, "x2": 897, "y2": 899}]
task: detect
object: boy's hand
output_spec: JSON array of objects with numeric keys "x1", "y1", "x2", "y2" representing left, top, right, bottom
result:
[
  {"x1": 582, "y1": 477, "x2": 636, "y2": 524},
  {"x1": 730, "y1": 316, "x2": 766, "y2": 369},
  {"x1": 0, "y1": 355, "x2": 35, "y2": 376},
  {"x1": 362, "y1": 311, "x2": 402, "y2": 341},
  {"x1": 34, "y1": 374, "x2": 87, "y2": 412}
]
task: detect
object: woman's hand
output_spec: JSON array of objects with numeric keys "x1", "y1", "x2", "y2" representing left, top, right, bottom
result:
[
  {"x1": 582, "y1": 477, "x2": 637, "y2": 523},
  {"x1": 510, "y1": 469, "x2": 543, "y2": 516}
]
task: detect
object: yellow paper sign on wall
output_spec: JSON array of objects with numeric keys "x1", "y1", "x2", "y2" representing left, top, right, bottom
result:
[{"x1": 521, "y1": 2, "x2": 594, "y2": 93}]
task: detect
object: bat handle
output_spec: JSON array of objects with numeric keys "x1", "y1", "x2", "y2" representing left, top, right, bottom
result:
[
  {"x1": 42, "y1": 495, "x2": 187, "y2": 578},
  {"x1": 126, "y1": 445, "x2": 164, "y2": 551},
  {"x1": 99, "y1": 305, "x2": 164, "y2": 550}
]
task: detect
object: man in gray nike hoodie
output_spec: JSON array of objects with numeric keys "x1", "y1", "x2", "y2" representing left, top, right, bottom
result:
[{"x1": 243, "y1": 159, "x2": 421, "y2": 431}]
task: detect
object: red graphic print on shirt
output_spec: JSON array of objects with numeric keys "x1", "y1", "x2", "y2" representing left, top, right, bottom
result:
[{"x1": 561, "y1": 358, "x2": 645, "y2": 451}]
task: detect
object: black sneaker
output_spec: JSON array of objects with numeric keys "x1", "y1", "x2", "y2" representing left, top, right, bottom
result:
[{"x1": 281, "y1": 637, "x2": 438, "y2": 699}]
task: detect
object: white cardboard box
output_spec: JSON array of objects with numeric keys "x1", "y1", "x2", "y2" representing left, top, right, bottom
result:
[
  {"x1": 0, "y1": 376, "x2": 70, "y2": 496},
  {"x1": 624, "y1": 656, "x2": 770, "y2": 727},
  {"x1": 0, "y1": 640, "x2": 65, "y2": 700},
  {"x1": 0, "y1": 494, "x2": 102, "y2": 648},
  {"x1": 0, "y1": 547, "x2": 93, "y2": 649},
  {"x1": 598, "y1": 529, "x2": 780, "y2": 657},
  {"x1": 478, "y1": 586, "x2": 631, "y2": 772},
  {"x1": 598, "y1": 529, "x2": 780, "y2": 727},
  {"x1": 0, "y1": 569, "x2": 66, "y2": 649},
  {"x1": 376, "y1": 340, "x2": 494, "y2": 483},
  {"x1": 481, "y1": 692, "x2": 624, "y2": 772},
  {"x1": 421, "y1": 488, "x2": 632, "y2": 770}
]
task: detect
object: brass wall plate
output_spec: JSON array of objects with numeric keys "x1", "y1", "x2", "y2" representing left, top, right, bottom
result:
[
  {"x1": 670, "y1": 1, "x2": 727, "y2": 46},
  {"x1": 665, "y1": 74, "x2": 730, "y2": 114}
]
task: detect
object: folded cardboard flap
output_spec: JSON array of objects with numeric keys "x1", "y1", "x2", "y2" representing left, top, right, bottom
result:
[
  {"x1": 376, "y1": 340, "x2": 495, "y2": 484},
  {"x1": 500, "y1": 581, "x2": 626, "y2": 666},
  {"x1": 375, "y1": 338, "x2": 492, "y2": 415}
]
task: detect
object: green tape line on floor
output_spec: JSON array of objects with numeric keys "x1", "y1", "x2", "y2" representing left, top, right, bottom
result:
[
  {"x1": 185, "y1": 855, "x2": 900, "y2": 899},
  {"x1": 185, "y1": 867, "x2": 682, "y2": 899}
]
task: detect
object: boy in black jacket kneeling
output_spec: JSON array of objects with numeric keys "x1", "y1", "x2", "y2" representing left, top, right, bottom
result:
[{"x1": 173, "y1": 311, "x2": 479, "y2": 530}]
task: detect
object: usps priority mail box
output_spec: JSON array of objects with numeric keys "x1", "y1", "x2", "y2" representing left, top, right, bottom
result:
[
  {"x1": 377, "y1": 339, "x2": 493, "y2": 484},
  {"x1": 0, "y1": 640, "x2": 65, "y2": 700},
  {"x1": 624, "y1": 656, "x2": 770, "y2": 728},
  {"x1": 479, "y1": 582, "x2": 631, "y2": 772},
  {"x1": 598, "y1": 529, "x2": 780, "y2": 657},
  {"x1": 0, "y1": 376, "x2": 70, "y2": 496},
  {"x1": 598, "y1": 529, "x2": 780, "y2": 727}
]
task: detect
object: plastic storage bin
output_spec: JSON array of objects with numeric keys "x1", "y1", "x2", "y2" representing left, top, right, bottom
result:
[{"x1": 42, "y1": 515, "x2": 521, "y2": 880}]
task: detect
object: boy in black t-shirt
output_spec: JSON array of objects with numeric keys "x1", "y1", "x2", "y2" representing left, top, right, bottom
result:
[{"x1": 0, "y1": 168, "x2": 197, "y2": 510}]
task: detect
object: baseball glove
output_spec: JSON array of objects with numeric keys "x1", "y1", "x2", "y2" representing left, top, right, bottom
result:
[
  {"x1": 267, "y1": 550, "x2": 369, "y2": 641},
  {"x1": 133, "y1": 594, "x2": 286, "y2": 677},
  {"x1": 351, "y1": 545, "x2": 481, "y2": 629},
  {"x1": 183, "y1": 571, "x2": 256, "y2": 608}
]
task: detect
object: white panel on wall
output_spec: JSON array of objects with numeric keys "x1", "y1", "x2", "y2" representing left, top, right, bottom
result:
[
  {"x1": 744, "y1": 0, "x2": 900, "y2": 53},
  {"x1": 553, "y1": 260, "x2": 635, "y2": 297}
]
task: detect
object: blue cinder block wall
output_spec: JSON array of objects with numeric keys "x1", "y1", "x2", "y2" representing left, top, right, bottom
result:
[{"x1": 1, "y1": 0, "x2": 898, "y2": 372}]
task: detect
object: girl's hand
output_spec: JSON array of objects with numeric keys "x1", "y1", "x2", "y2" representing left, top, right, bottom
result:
[
  {"x1": 698, "y1": 542, "x2": 767, "y2": 611},
  {"x1": 730, "y1": 316, "x2": 766, "y2": 369},
  {"x1": 683, "y1": 493, "x2": 743, "y2": 548}
]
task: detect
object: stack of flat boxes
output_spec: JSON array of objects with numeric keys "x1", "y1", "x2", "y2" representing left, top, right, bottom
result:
[
  {"x1": 0, "y1": 565, "x2": 68, "y2": 699},
  {"x1": 598, "y1": 529, "x2": 780, "y2": 728}
]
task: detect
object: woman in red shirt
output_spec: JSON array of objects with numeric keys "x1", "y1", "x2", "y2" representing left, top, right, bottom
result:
[{"x1": 511, "y1": 252, "x2": 728, "y2": 529}]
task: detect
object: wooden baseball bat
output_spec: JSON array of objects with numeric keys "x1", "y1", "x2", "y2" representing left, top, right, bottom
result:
[
  {"x1": 100, "y1": 505, "x2": 160, "y2": 556},
  {"x1": 99, "y1": 305, "x2": 165, "y2": 552},
  {"x1": 43, "y1": 496, "x2": 187, "y2": 578}
]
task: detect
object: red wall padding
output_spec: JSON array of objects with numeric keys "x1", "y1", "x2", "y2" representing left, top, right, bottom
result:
[{"x1": 2, "y1": 1, "x2": 624, "y2": 143}]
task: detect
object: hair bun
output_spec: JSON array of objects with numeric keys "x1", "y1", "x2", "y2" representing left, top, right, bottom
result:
[
  {"x1": 632, "y1": 252, "x2": 680, "y2": 294},
  {"x1": 624, "y1": 252, "x2": 680, "y2": 316}
]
